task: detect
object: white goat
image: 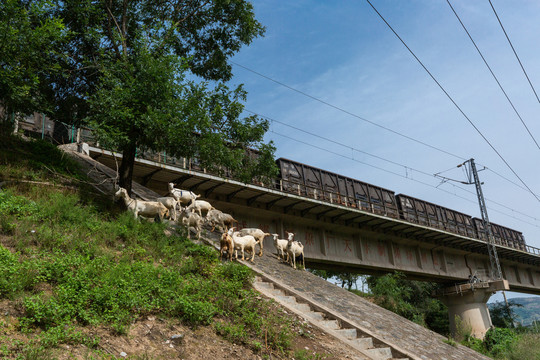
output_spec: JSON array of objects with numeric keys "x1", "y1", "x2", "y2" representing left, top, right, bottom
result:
[
  {"x1": 185, "y1": 200, "x2": 214, "y2": 218},
  {"x1": 206, "y1": 209, "x2": 237, "y2": 232},
  {"x1": 168, "y1": 183, "x2": 200, "y2": 206},
  {"x1": 178, "y1": 209, "x2": 202, "y2": 239},
  {"x1": 115, "y1": 187, "x2": 169, "y2": 222},
  {"x1": 237, "y1": 228, "x2": 270, "y2": 257},
  {"x1": 156, "y1": 196, "x2": 178, "y2": 221},
  {"x1": 286, "y1": 232, "x2": 305, "y2": 270},
  {"x1": 229, "y1": 228, "x2": 257, "y2": 262},
  {"x1": 271, "y1": 233, "x2": 289, "y2": 262}
]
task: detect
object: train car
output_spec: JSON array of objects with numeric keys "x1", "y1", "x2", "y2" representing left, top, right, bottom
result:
[
  {"x1": 472, "y1": 218, "x2": 527, "y2": 250},
  {"x1": 276, "y1": 158, "x2": 399, "y2": 218},
  {"x1": 395, "y1": 194, "x2": 476, "y2": 237}
]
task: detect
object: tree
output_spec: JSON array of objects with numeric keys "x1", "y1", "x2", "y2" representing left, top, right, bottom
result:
[
  {"x1": 489, "y1": 300, "x2": 522, "y2": 328},
  {"x1": 309, "y1": 269, "x2": 363, "y2": 291},
  {"x1": 44, "y1": 0, "x2": 275, "y2": 193},
  {"x1": 0, "y1": 0, "x2": 65, "y2": 125}
]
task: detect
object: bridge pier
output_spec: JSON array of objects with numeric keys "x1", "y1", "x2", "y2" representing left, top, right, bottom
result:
[{"x1": 437, "y1": 279, "x2": 509, "y2": 339}]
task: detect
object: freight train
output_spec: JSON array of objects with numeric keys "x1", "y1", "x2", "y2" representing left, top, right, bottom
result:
[
  {"x1": 8, "y1": 114, "x2": 527, "y2": 251},
  {"x1": 276, "y1": 158, "x2": 527, "y2": 251}
]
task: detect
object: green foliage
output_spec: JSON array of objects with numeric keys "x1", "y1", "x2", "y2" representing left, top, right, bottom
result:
[
  {"x1": 489, "y1": 300, "x2": 523, "y2": 328},
  {"x1": 40, "y1": 0, "x2": 275, "y2": 192},
  {"x1": 484, "y1": 328, "x2": 517, "y2": 357},
  {"x1": 0, "y1": 135, "x2": 82, "y2": 180},
  {"x1": 0, "y1": 137, "x2": 296, "y2": 357},
  {"x1": 0, "y1": 245, "x2": 21, "y2": 297},
  {"x1": 505, "y1": 333, "x2": 540, "y2": 360},
  {"x1": 0, "y1": 0, "x2": 66, "y2": 119},
  {"x1": 294, "y1": 349, "x2": 330, "y2": 360},
  {"x1": 0, "y1": 190, "x2": 38, "y2": 218}
]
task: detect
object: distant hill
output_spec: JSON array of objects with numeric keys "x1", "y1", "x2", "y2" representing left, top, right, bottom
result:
[{"x1": 489, "y1": 297, "x2": 540, "y2": 326}]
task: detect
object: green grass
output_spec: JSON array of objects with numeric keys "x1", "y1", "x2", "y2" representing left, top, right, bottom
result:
[{"x1": 0, "y1": 134, "x2": 300, "y2": 357}]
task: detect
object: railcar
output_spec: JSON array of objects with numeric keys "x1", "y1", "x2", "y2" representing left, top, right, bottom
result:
[
  {"x1": 395, "y1": 194, "x2": 476, "y2": 238},
  {"x1": 276, "y1": 158, "x2": 399, "y2": 219},
  {"x1": 472, "y1": 218, "x2": 527, "y2": 251}
]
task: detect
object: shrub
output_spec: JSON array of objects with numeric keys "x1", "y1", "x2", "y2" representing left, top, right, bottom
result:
[
  {"x1": 506, "y1": 333, "x2": 540, "y2": 360},
  {"x1": 0, "y1": 245, "x2": 21, "y2": 297},
  {"x1": 484, "y1": 327, "x2": 517, "y2": 357}
]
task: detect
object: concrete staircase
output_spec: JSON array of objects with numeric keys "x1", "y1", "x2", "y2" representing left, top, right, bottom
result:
[{"x1": 254, "y1": 276, "x2": 409, "y2": 360}]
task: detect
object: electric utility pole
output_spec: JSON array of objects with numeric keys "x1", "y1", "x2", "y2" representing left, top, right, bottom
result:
[{"x1": 458, "y1": 158, "x2": 502, "y2": 280}]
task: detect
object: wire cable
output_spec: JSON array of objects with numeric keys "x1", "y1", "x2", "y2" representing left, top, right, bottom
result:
[
  {"x1": 256, "y1": 109, "x2": 540, "y2": 223},
  {"x1": 232, "y1": 61, "x2": 467, "y2": 162},
  {"x1": 365, "y1": 0, "x2": 540, "y2": 203},
  {"x1": 488, "y1": 0, "x2": 540, "y2": 103},
  {"x1": 268, "y1": 128, "x2": 540, "y2": 228},
  {"x1": 447, "y1": 0, "x2": 540, "y2": 151},
  {"x1": 234, "y1": 62, "x2": 540, "y2": 200}
]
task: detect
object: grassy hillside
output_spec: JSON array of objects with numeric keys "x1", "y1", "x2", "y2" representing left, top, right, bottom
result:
[{"x1": 0, "y1": 134, "x2": 339, "y2": 359}]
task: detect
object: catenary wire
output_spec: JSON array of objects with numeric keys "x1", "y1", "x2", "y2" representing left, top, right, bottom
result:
[
  {"x1": 488, "y1": 0, "x2": 540, "y2": 103},
  {"x1": 365, "y1": 0, "x2": 540, "y2": 203},
  {"x1": 234, "y1": 61, "x2": 539, "y2": 200},
  {"x1": 257, "y1": 110, "x2": 540, "y2": 223},
  {"x1": 231, "y1": 61, "x2": 467, "y2": 162},
  {"x1": 447, "y1": 0, "x2": 540, "y2": 150},
  {"x1": 268, "y1": 128, "x2": 540, "y2": 229}
]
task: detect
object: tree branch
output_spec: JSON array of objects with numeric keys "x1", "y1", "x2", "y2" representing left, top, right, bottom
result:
[{"x1": 105, "y1": 3, "x2": 127, "y2": 57}]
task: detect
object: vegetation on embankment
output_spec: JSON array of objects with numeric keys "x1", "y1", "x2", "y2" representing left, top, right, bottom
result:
[{"x1": 0, "y1": 134, "x2": 304, "y2": 359}]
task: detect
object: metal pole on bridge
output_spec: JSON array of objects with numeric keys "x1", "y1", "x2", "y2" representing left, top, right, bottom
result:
[{"x1": 459, "y1": 158, "x2": 502, "y2": 280}]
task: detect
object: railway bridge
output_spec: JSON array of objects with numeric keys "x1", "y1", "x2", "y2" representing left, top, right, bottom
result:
[{"x1": 78, "y1": 143, "x2": 540, "y2": 338}]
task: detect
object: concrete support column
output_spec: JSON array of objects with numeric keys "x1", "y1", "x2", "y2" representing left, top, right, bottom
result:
[{"x1": 437, "y1": 279, "x2": 509, "y2": 339}]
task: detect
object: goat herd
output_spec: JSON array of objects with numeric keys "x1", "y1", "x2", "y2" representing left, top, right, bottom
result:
[{"x1": 114, "y1": 183, "x2": 306, "y2": 270}]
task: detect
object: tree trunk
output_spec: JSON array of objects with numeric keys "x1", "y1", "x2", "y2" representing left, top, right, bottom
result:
[{"x1": 119, "y1": 142, "x2": 137, "y2": 195}]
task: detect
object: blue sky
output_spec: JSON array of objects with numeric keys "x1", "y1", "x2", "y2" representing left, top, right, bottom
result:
[{"x1": 229, "y1": 0, "x2": 540, "y2": 302}]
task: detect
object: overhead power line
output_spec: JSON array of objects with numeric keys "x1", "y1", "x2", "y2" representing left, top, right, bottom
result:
[
  {"x1": 232, "y1": 61, "x2": 467, "y2": 162},
  {"x1": 446, "y1": 0, "x2": 540, "y2": 151},
  {"x1": 234, "y1": 60, "x2": 540, "y2": 200},
  {"x1": 365, "y1": 0, "x2": 540, "y2": 203},
  {"x1": 250, "y1": 109, "x2": 540, "y2": 225},
  {"x1": 266, "y1": 127, "x2": 540, "y2": 229},
  {"x1": 488, "y1": 0, "x2": 540, "y2": 103}
]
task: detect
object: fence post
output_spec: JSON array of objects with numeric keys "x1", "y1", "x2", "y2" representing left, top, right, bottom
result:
[{"x1": 42, "y1": 113, "x2": 45, "y2": 139}]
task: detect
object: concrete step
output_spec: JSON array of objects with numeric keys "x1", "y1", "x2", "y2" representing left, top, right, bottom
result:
[
  {"x1": 291, "y1": 302, "x2": 311, "y2": 312},
  {"x1": 252, "y1": 278, "x2": 410, "y2": 360},
  {"x1": 352, "y1": 336, "x2": 373, "y2": 350},
  {"x1": 320, "y1": 319, "x2": 340, "y2": 330},
  {"x1": 275, "y1": 295, "x2": 297, "y2": 304},
  {"x1": 306, "y1": 311, "x2": 325, "y2": 321},
  {"x1": 365, "y1": 347, "x2": 393, "y2": 360},
  {"x1": 254, "y1": 281, "x2": 274, "y2": 290},
  {"x1": 335, "y1": 328, "x2": 358, "y2": 340},
  {"x1": 269, "y1": 288, "x2": 285, "y2": 296}
]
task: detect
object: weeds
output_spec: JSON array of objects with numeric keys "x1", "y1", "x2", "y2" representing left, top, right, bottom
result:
[{"x1": 0, "y1": 135, "x2": 303, "y2": 357}]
